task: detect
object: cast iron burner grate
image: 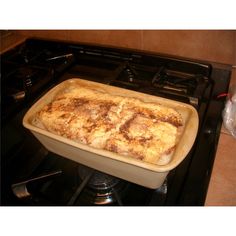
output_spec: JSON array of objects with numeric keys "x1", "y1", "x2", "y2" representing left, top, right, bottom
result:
[{"x1": 68, "y1": 165, "x2": 129, "y2": 206}]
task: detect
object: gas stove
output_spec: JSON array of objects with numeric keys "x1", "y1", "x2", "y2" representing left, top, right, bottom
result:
[{"x1": 1, "y1": 38, "x2": 231, "y2": 206}]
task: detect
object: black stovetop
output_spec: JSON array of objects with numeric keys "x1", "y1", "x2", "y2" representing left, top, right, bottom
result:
[{"x1": 0, "y1": 38, "x2": 231, "y2": 206}]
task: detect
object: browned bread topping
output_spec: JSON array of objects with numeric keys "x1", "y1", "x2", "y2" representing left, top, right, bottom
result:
[{"x1": 32, "y1": 85, "x2": 183, "y2": 165}]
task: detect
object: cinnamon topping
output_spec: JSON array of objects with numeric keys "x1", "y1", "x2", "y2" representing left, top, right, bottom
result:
[{"x1": 34, "y1": 85, "x2": 183, "y2": 165}]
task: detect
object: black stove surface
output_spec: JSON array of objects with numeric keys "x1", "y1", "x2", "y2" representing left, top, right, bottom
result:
[{"x1": 1, "y1": 38, "x2": 231, "y2": 206}]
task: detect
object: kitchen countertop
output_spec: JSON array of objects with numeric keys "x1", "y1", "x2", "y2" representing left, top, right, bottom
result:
[
  {"x1": 1, "y1": 33, "x2": 236, "y2": 206},
  {"x1": 205, "y1": 68, "x2": 236, "y2": 206},
  {"x1": 205, "y1": 131, "x2": 236, "y2": 206}
]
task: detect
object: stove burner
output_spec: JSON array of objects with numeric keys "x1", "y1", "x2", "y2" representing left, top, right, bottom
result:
[
  {"x1": 76, "y1": 165, "x2": 128, "y2": 205},
  {"x1": 151, "y1": 68, "x2": 206, "y2": 95},
  {"x1": 1, "y1": 65, "x2": 54, "y2": 122},
  {"x1": 78, "y1": 165, "x2": 120, "y2": 190},
  {"x1": 8, "y1": 44, "x2": 38, "y2": 64}
]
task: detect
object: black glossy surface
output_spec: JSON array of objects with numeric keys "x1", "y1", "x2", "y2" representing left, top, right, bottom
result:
[{"x1": 0, "y1": 38, "x2": 231, "y2": 206}]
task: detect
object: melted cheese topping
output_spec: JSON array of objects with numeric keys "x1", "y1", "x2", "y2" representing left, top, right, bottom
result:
[{"x1": 33, "y1": 85, "x2": 183, "y2": 165}]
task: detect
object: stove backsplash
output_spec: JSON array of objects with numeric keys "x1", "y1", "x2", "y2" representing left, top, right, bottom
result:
[{"x1": 13, "y1": 30, "x2": 236, "y2": 65}]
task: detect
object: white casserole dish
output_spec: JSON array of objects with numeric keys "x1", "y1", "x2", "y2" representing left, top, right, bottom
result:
[{"x1": 23, "y1": 78, "x2": 199, "y2": 189}]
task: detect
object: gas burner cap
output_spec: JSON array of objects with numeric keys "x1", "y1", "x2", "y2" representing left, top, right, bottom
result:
[
  {"x1": 78, "y1": 165, "x2": 120, "y2": 191},
  {"x1": 77, "y1": 165, "x2": 128, "y2": 205}
]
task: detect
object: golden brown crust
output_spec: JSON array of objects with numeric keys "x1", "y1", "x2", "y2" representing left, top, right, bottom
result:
[{"x1": 33, "y1": 84, "x2": 183, "y2": 165}]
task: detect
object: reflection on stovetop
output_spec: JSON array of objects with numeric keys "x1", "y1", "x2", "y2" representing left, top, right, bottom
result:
[{"x1": 9, "y1": 151, "x2": 158, "y2": 206}]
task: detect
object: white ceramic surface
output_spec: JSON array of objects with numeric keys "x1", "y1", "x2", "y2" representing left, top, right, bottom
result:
[{"x1": 23, "y1": 78, "x2": 199, "y2": 189}]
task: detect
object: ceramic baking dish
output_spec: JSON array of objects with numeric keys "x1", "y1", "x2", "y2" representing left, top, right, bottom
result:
[{"x1": 23, "y1": 78, "x2": 199, "y2": 189}]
